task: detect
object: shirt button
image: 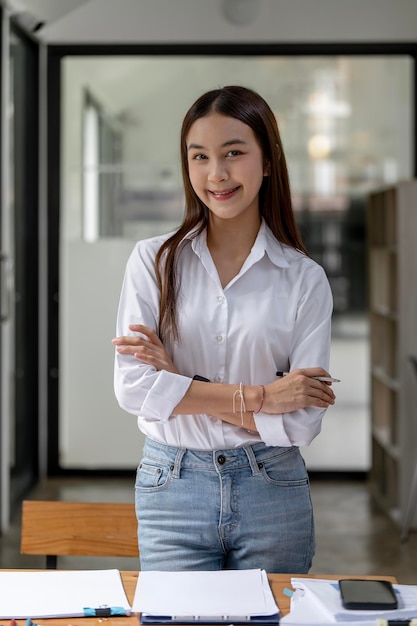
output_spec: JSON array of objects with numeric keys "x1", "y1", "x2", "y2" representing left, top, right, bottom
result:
[
  {"x1": 216, "y1": 335, "x2": 223, "y2": 343},
  {"x1": 213, "y1": 376, "x2": 222, "y2": 383},
  {"x1": 217, "y1": 455, "x2": 226, "y2": 465},
  {"x1": 217, "y1": 296, "x2": 225, "y2": 303}
]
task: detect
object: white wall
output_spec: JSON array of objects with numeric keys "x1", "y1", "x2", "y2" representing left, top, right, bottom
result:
[{"x1": 60, "y1": 240, "x2": 141, "y2": 468}]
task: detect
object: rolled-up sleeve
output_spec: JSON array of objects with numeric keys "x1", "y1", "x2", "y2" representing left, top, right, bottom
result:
[{"x1": 253, "y1": 263, "x2": 333, "y2": 447}]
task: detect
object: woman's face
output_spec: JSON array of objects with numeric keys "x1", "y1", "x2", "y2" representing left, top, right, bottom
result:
[{"x1": 186, "y1": 112, "x2": 268, "y2": 225}]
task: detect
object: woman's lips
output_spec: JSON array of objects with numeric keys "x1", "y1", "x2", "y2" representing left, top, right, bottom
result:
[{"x1": 209, "y1": 186, "x2": 240, "y2": 200}]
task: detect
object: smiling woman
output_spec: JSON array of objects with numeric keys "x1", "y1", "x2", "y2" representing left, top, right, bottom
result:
[{"x1": 112, "y1": 85, "x2": 335, "y2": 573}]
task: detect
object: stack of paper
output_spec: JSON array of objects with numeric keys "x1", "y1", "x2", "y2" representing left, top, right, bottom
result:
[
  {"x1": 133, "y1": 568, "x2": 280, "y2": 624},
  {"x1": 0, "y1": 569, "x2": 131, "y2": 619},
  {"x1": 281, "y1": 577, "x2": 417, "y2": 626}
]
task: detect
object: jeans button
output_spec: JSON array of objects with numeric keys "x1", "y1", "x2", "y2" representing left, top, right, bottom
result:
[{"x1": 217, "y1": 455, "x2": 226, "y2": 465}]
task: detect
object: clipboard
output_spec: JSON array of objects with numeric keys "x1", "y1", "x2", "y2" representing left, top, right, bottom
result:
[{"x1": 133, "y1": 569, "x2": 280, "y2": 625}]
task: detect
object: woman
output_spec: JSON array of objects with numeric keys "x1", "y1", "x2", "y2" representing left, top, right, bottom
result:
[{"x1": 113, "y1": 85, "x2": 335, "y2": 573}]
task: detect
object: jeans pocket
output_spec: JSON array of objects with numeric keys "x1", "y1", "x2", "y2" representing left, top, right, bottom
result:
[
  {"x1": 135, "y1": 461, "x2": 172, "y2": 491},
  {"x1": 257, "y1": 447, "x2": 309, "y2": 487}
]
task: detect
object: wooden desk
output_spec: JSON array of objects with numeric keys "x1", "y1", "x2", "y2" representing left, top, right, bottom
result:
[{"x1": 7, "y1": 570, "x2": 398, "y2": 626}]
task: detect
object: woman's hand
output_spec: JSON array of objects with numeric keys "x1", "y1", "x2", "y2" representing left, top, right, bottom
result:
[
  {"x1": 112, "y1": 324, "x2": 178, "y2": 374},
  {"x1": 262, "y1": 368, "x2": 336, "y2": 414}
]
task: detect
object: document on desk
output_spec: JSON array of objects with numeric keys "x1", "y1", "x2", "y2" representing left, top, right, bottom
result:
[
  {"x1": 0, "y1": 569, "x2": 131, "y2": 618},
  {"x1": 280, "y1": 577, "x2": 417, "y2": 625},
  {"x1": 133, "y1": 568, "x2": 280, "y2": 624}
]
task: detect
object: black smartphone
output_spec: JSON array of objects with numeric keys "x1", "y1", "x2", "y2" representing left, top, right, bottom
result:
[{"x1": 339, "y1": 579, "x2": 398, "y2": 610}]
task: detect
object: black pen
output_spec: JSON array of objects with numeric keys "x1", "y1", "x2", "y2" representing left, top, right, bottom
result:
[{"x1": 276, "y1": 371, "x2": 340, "y2": 383}]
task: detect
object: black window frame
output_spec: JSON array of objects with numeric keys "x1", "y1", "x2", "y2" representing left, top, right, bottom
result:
[{"x1": 46, "y1": 42, "x2": 417, "y2": 475}]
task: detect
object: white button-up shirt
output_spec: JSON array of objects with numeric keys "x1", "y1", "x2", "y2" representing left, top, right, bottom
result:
[{"x1": 114, "y1": 220, "x2": 333, "y2": 450}]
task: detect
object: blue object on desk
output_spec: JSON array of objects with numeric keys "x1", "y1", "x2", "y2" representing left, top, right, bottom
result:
[{"x1": 83, "y1": 607, "x2": 129, "y2": 617}]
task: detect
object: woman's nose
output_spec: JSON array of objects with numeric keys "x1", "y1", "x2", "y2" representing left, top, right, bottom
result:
[{"x1": 208, "y1": 159, "x2": 228, "y2": 182}]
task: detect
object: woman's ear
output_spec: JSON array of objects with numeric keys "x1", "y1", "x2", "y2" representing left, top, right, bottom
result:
[{"x1": 263, "y1": 161, "x2": 271, "y2": 176}]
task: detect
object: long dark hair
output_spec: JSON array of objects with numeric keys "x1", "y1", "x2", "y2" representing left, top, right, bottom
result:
[{"x1": 155, "y1": 85, "x2": 307, "y2": 343}]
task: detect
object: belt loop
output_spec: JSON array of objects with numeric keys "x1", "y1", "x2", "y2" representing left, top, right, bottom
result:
[
  {"x1": 172, "y1": 447, "x2": 186, "y2": 479},
  {"x1": 244, "y1": 445, "x2": 261, "y2": 476}
]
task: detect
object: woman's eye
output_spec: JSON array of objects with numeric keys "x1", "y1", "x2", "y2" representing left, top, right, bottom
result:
[
  {"x1": 194, "y1": 153, "x2": 207, "y2": 161},
  {"x1": 227, "y1": 150, "x2": 241, "y2": 157}
]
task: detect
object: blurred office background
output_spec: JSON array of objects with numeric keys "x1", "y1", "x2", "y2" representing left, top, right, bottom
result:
[{"x1": 1, "y1": 0, "x2": 417, "y2": 573}]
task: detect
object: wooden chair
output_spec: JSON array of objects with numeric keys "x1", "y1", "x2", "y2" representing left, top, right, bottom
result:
[{"x1": 20, "y1": 500, "x2": 139, "y2": 568}]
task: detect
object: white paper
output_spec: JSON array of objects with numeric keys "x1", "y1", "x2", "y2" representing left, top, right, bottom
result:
[
  {"x1": 133, "y1": 569, "x2": 279, "y2": 619},
  {"x1": 0, "y1": 569, "x2": 132, "y2": 619},
  {"x1": 281, "y1": 577, "x2": 417, "y2": 625}
]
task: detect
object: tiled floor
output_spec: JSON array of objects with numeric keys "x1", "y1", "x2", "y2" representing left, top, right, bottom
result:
[{"x1": 1, "y1": 475, "x2": 416, "y2": 583}]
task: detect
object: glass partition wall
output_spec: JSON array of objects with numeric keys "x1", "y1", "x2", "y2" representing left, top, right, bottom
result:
[{"x1": 57, "y1": 54, "x2": 413, "y2": 471}]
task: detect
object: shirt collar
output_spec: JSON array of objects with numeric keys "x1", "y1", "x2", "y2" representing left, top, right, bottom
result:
[
  {"x1": 189, "y1": 219, "x2": 290, "y2": 269},
  {"x1": 253, "y1": 220, "x2": 291, "y2": 268}
]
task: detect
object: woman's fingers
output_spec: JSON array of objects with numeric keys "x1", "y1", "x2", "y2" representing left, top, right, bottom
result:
[
  {"x1": 113, "y1": 336, "x2": 165, "y2": 362},
  {"x1": 263, "y1": 369, "x2": 336, "y2": 413},
  {"x1": 128, "y1": 324, "x2": 163, "y2": 346},
  {"x1": 112, "y1": 325, "x2": 178, "y2": 373},
  {"x1": 112, "y1": 324, "x2": 160, "y2": 352}
]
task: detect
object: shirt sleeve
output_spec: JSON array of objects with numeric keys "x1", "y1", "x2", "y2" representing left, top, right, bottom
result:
[
  {"x1": 114, "y1": 241, "x2": 192, "y2": 422},
  {"x1": 253, "y1": 263, "x2": 333, "y2": 447}
]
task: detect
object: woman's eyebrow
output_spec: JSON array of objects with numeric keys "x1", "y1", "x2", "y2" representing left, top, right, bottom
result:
[
  {"x1": 222, "y1": 138, "x2": 247, "y2": 147},
  {"x1": 187, "y1": 143, "x2": 205, "y2": 151},
  {"x1": 187, "y1": 138, "x2": 247, "y2": 151}
]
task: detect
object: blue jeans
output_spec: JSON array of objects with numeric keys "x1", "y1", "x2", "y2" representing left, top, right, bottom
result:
[{"x1": 135, "y1": 438, "x2": 315, "y2": 572}]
